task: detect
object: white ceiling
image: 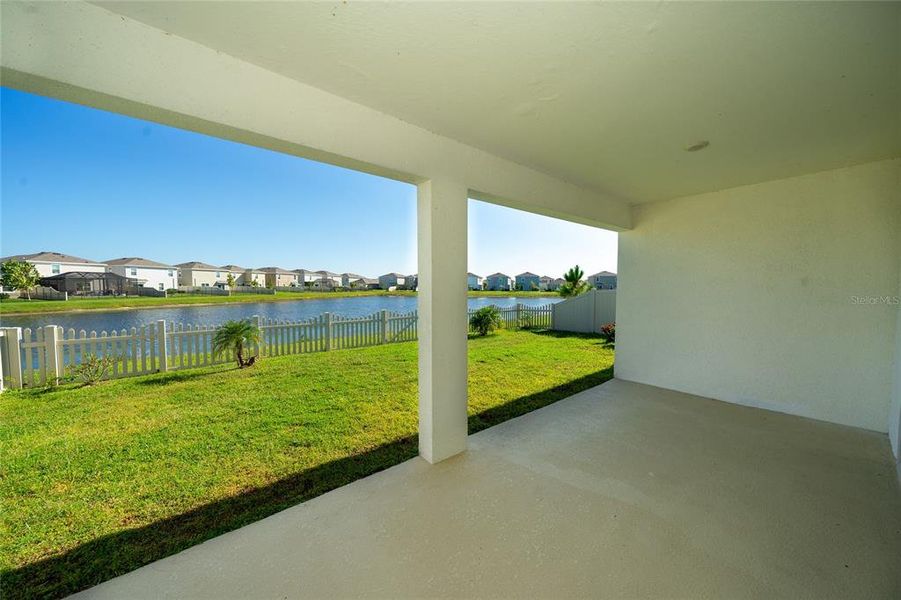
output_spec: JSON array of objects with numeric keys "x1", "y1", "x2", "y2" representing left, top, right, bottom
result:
[{"x1": 94, "y1": 1, "x2": 900, "y2": 204}]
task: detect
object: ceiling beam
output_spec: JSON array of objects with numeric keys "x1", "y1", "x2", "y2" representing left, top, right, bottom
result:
[{"x1": 1, "y1": 0, "x2": 632, "y2": 230}]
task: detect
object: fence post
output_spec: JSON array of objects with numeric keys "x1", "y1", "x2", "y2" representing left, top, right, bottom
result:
[
  {"x1": 515, "y1": 303, "x2": 522, "y2": 329},
  {"x1": 44, "y1": 325, "x2": 61, "y2": 385},
  {"x1": 324, "y1": 312, "x2": 332, "y2": 351},
  {"x1": 551, "y1": 303, "x2": 557, "y2": 330},
  {"x1": 157, "y1": 320, "x2": 168, "y2": 372},
  {"x1": 0, "y1": 327, "x2": 23, "y2": 390},
  {"x1": 381, "y1": 310, "x2": 389, "y2": 344},
  {"x1": 254, "y1": 315, "x2": 263, "y2": 357}
]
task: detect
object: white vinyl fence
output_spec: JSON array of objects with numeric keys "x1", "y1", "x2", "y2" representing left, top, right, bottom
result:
[
  {"x1": 550, "y1": 289, "x2": 616, "y2": 333},
  {"x1": 0, "y1": 304, "x2": 553, "y2": 389}
]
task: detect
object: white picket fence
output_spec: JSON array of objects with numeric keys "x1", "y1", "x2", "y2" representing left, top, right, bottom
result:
[{"x1": 0, "y1": 304, "x2": 552, "y2": 389}]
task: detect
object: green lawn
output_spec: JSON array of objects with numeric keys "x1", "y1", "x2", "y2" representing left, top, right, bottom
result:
[
  {"x1": 0, "y1": 289, "x2": 557, "y2": 315},
  {"x1": 0, "y1": 329, "x2": 613, "y2": 599}
]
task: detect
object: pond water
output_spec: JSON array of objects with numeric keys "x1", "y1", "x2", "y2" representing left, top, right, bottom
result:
[{"x1": 0, "y1": 295, "x2": 561, "y2": 332}]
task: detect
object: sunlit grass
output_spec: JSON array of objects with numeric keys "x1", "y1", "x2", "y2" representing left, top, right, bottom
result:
[{"x1": 0, "y1": 329, "x2": 613, "y2": 599}]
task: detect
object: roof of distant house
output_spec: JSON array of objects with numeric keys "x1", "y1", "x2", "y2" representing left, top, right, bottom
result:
[
  {"x1": 589, "y1": 270, "x2": 617, "y2": 277},
  {"x1": 342, "y1": 272, "x2": 365, "y2": 278},
  {"x1": 380, "y1": 272, "x2": 407, "y2": 278},
  {"x1": 175, "y1": 261, "x2": 220, "y2": 270},
  {"x1": 258, "y1": 266, "x2": 295, "y2": 274},
  {"x1": 220, "y1": 264, "x2": 247, "y2": 272},
  {"x1": 539, "y1": 275, "x2": 554, "y2": 281},
  {"x1": 516, "y1": 271, "x2": 539, "y2": 277},
  {"x1": 467, "y1": 272, "x2": 482, "y2": 278},
  {"x1": 315, "y1": 270, "x2": 340, "y2": 277},
  {"x1": 2, "y1": 251, "x2": 105, "y2": 265},
  {"x1": 105, "y1": 257, "x2": 174, "y2": 268},
  {"x1": 486, "y1": 272, "x2": 511, "y2": 278}
]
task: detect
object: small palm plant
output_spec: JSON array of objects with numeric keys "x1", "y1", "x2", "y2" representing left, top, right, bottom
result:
[
  {"x1": 559, "y1": 265, "x2": 591, "y2": 298},
  {"x1": 470, "y1": 306, "x2": 502, "y2": 336},
  {"x1": 212, "y1": 319, "x2": 261, "y2": 368}
]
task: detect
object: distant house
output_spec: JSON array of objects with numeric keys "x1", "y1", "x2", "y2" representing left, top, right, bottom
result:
[
  {"x1": 341, "y1": 272, "x2": 364, "y2": 288},
  {"x1": 467, "y1": 272, "x2": 483, "y2": 290},
  {"x1": 105, "y1": 257, "x2": 178, "y2": 291},
  {"x1": 353, "y1": 277, "x2": 380, "y2": 290},
  {"x1": 485, "y1": 272, "x2": 512, "y2": 291},
  {"x1": 259, "y1": 267, "x2": 298, "y2": 288},
  {"x1": 515, "y1": 272, "x2": 541, "y2": 291},
  {"x1": 588, "y1": 271, "x2": 617, "y2": 290},
  {"x1": 176, "y1": 261, "x2": 224, "y2": 287},
  {"x1": 341, "y1": 273, "x2": 378, "y2": 289},
  {"x1": 1, "y1": 251, "x2": 107, "y2": 277},
  {"x1": 539, "y1": 275, "x2": 555, "y2": 291},
  {"x1": 315, "y1": 270, "x2": 342, "y2": 288},
  {"x1": 378, "y1": 272, "x2": 408, "y2": 290},
  {"x1": 292, "y1": 269, "x2": 319, "y2": 288},
  {"x1": 552, "y1": 277, "x2": 566, "y2": 290},
  {"x1": 221, "y1": 264, "x2": 264, "y2": 287},
  {"x1": 407, "y1": 274, "x2": 418, "y2": 291}
]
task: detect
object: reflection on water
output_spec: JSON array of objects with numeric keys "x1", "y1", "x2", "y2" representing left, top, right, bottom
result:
[{"x1": 1, "y1": 295, "x2": 560, "y2": 332}]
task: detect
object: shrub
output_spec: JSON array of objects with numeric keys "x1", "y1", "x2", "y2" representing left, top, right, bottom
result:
[
  {"x1": 470, "y1": 306, "x2": 502, "y2": 336},
  {"x1": 518, "y1": 311, "x2": 534, "y2": 330},
  {"x1": 0, "y1": 293, "x2": 9, "y2": 300},
  {"x1": 600, "y1": 322, "x2": 615, "y2": 344},
  {"x1": 212, "y1": 319, "x2": 262, "y2": 368},
  {"x1": 69, "y1": 354, "x2": 114, "y2": 385}
]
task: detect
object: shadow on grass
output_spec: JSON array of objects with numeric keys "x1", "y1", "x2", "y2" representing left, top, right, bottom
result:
[
  {"x1": 521, "y1": 328, "x2": 614, "y2": 348},
  {"x1": 3, "y1": 367, "x2": 614, "y2": 600},
  {"x1": 2, "y1": 436, "x2": 420, "y2": 600},
  {"x1": 468, "y1": 366, "x2": 614, "y2": 434},
  {"x1": 134, "y1": 367, "x2": 236, "y2": 386}
]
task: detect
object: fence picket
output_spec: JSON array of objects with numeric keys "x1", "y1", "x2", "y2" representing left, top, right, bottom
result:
[
  {"x1": 7, "y1": 304, "x2": 558, "y2": 387},
  {"x1": 131, "y1": 327, "x2": 139, "y2": 373}
]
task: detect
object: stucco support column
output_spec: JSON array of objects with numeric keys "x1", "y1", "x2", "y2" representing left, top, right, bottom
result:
[{"x1": 417, "y1": 177, "x2": 468, "y2": 463}]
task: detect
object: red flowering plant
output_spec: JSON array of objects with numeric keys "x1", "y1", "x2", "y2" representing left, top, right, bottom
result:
[{"x1": 600, "y1": 322, "x2": 615, "y2": 344}]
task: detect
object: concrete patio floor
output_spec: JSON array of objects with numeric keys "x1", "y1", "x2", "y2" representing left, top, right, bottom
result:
[{"x1": 76, "y1": 379, "x2": 901, "y2": 599}]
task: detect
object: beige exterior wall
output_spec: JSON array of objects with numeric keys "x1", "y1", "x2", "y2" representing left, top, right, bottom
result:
[
  {"x1": 179, "y1": 268, "x2": 221, "y2": 287},
  {"x1": 264, "y1": 273, "x2": 298, "y2": 287},
  {"x1": 616, "y1": 159, "x2": 901, "y2": 433},
  {"x1": 239, "y1": 271, "x2": 265, "y2": 286}
]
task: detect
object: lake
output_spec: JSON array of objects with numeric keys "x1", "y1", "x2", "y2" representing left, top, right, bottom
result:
[{"x1": 0, "y1": 295, "x2": 561, "y2": 333}]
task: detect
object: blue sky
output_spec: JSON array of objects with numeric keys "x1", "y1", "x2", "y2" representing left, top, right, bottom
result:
[{"x1": 1, "y1": 87, "x2": 617, "y2": 278}]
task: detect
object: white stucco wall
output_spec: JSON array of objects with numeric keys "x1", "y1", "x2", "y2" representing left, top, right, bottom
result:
[
  {"x1": 108, "y1": 265, "x2": 178, "y2": 290},
  {"x1": 30, "y1": 262, "x2": 107, "y2": 277},
  {"x1": 616, "y1": 159, "x2": 901, "y2": 433}
]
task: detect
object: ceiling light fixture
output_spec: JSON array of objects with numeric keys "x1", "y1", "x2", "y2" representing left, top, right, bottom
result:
[{"x1": 685, "y1": 140, "x2": 710, "y2": 152}]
